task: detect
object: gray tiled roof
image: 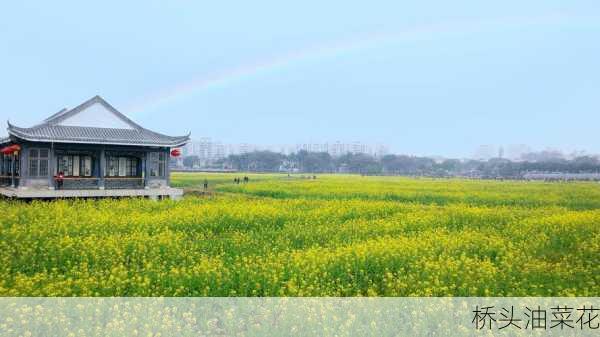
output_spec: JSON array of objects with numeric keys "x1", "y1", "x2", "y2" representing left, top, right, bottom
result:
[
  {"x1": 7, "y1": 96, "x2": 190, "y2": 147},
  {"x1": 8, "y1": 124, "x2": 189, "y2": 147}
]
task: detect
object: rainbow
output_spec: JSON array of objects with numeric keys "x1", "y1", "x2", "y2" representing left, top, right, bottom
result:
[{"x1": 124, "y1": 13, "x2": 595, "y2": 116}]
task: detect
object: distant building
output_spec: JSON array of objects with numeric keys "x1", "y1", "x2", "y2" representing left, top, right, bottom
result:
[
  {"x1": 473, "y1": 145, "x2": 498, "y2": 161},
  {"x1": 183, "y1": 138, "x2": 229, "y2": 166},
  {"x1": 373, "y1": 144, "x2": 390, "y2": 158},
  {"x1": 296, "y1": 141, "x2": 387, "y2": 157},
  {"x1": 0, "y1": 96, "x2": 189, "y2": 199},
  {"x1": 182, "y1": 139, "x2": 390, "y2": 165},
  {"x1": 505, "y1": 144, "x2": 532, "y2": 161}
]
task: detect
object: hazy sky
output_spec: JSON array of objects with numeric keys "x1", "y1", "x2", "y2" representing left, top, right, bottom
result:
[{"x1": 1, "y1": 1, "x2": 599, "y2": 157}]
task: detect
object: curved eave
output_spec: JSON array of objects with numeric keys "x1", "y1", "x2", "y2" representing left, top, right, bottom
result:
[{"x1": 167, "y1": 135, "x2": 191, "y2": 148}]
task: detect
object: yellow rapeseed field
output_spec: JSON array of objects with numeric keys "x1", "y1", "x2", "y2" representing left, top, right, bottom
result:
[{"x1": 0, "y1": 173, "x2": 598, "y2": 296}]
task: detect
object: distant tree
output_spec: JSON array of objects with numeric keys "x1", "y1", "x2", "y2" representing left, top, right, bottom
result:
[
  {"x1": 336, "y1": 153, "x2": 381, "y2": 174},
  {"x1": 572, "y1": 156, "x2": 600, "y2": 172},
  {"x1": 249, "y1": 151, "x2": 285, "y2": 171},
  {"x1": 438, "y1": 159, "x2": 461, "y2": 172},
  {"x1": 381, "y1": 154, "x2": 411, "y2": 174},
  {"x1": 380, "y1": 155, "x2": 433, "y2": 175},
  {"x1": 218, "y1": 148, "x2": 600, "y2": 177},
  {"x1": 183, "y1": 155, "x2": 199, "y2": 168},
  {"x1": 225, "y1": 151, "x2": 284, "y2": 171},
  {"x1": 302, "y1": 152, "x2": 333, "y2": 172},
  {"x1": 521, "y1": 150, "x2": 565, "y2": 162}
]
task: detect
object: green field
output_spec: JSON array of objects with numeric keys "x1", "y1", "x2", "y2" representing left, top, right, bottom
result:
[{"x1": 0, "y1": 173, "x2": 598, "y2": 296}]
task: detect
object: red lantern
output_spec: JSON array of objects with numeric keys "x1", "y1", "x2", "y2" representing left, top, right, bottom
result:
[
  {"x1": 0, "y1": 144, "x2": 21, "y2": 155},
  {"x1": 170, "y1": 148, "x2": 181, "y2": 157}
]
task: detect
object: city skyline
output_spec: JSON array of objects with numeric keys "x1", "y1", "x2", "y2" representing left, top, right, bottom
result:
[
  {"x1": 182, "y1": 138, "x2": 390, "y2": 162},
  {"x1": 182, "y1": 137, "x2": 594, "y2": 162}
]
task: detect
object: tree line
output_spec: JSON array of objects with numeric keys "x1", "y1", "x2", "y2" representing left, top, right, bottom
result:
[{"x1": 182, "y1": 150, "x2": 600, "y2": 178}]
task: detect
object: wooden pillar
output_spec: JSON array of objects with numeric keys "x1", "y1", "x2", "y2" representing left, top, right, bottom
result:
[
  {"x1": 99, "y1": 148, "x2": 106, "y2": 190},
  {"x1": 142, "y1": 151, "x2": 148, "y2": 189},
  {"x1": 48, "y1": 143, "x2": 55, "y2": 189},
  {"x1": 166, "y1": 149, "x2": 171, "y2": 187},
  {"x1": 10, "y1": 152, "x2": 16, "y2": 188}
]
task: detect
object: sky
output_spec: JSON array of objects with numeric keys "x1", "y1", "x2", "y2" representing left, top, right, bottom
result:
[{"x1": 1, "y1": 1, "x2": 599, "y2": 158}]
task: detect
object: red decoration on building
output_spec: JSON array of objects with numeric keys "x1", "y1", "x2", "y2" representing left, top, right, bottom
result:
[
  {"x1": 170, "y1": 148, "x2": 181, "y2": 157},
  {"x1": 0, "y1": 144, "x2": 21, "y2": 155}
]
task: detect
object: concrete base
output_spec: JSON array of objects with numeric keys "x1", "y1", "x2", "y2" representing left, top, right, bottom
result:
[{"x1": 0, "y1": 187, "x2": 184, "y2": 200}]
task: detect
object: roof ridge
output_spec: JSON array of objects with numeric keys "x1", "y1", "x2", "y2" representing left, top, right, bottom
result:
[{"x1": 43, "y1": 108, "x2": 69, "y2": 123}]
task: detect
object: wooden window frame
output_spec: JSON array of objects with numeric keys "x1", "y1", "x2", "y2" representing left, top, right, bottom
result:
[
  {"x1": 106, "y1": 156, "x2": 140, "y2": 178},
  {"x1": 57, "y1": 154, "x2": 93, "y2": 177},
  {"x1": 149, "y1": 152, "x2": 166, "y2": 177},
  {"x1": 29, "y1": 148, "x2": 49, "y2": 177}
]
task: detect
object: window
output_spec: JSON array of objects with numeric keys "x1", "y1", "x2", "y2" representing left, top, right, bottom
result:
[
  {"x1": 58, "y1": 155, "x2": 73, "y2": 176},
  {"x1": 29, "y1": 148, "x2": 49, "y2": 177},
  {"x1": 40, "y1": 149, "x2": 49, "y2": 176},
  {"x1": 118, "y1": 157, "x2": 127, "y2": 177},
  {"x1": 1, "y1": 153, "x2": 18, "y2": 176},
  {"x1": 107, "y1": 157, "x2": 119, "y2": 176},
  {"x1": 29, "y1": 149, "x2": 38, "y2": 176},
  {"x1": 159, "y1": 152, "x2": 166, "y2": 177},
  {"x1": 149, "y1": 152, "x2": 158, "y2": 177},
  {"x1": 105, "y1": 156, "x2": 139, "y2": 177},
  {"x1": 149, "y1": 152, "x2": 166, "y2": 177},
  {"x1": 73, "y1": 155, "x2": 80, "y2": 176},
  {"x1": 57, "y1": 155, "x2": 93, "y2": 177},
  {"x1": 81, "y1": 156, "x2": 92, "y2": 176},
  {"x1": 125, "y1": 157, "x2": 137, "y2": 176}
]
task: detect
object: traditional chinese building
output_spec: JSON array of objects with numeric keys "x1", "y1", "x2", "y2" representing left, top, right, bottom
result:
[{"x1": 0, "y1": 95, "x2": 189, "y2": 199}]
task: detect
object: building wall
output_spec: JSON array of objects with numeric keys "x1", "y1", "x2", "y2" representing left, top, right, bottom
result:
[{"x1": 13, "y1": 140, "x2": 174, "y2": 190}]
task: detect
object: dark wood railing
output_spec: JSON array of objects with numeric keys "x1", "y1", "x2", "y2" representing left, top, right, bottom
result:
[
  {"x1": 0, "y1": 176, "x2": 19, "y2": 187},
  {"x1": 54, "y1": 177, "x2": 146, "y2": 190},
  {"x1": 104, "y1": 177, "x2": 145, "y2": 190},
  {"x1": 56, "y1": 177, "x2": 101, "y2": 190}
]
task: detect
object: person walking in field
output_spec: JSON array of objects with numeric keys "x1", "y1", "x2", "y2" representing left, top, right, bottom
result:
[
  {"x1": 244, "y1": 176, "x2": 249, "y2": 183},
  {"x1": 203, "y1": 179, "x2": 208, "y2": 191}
]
